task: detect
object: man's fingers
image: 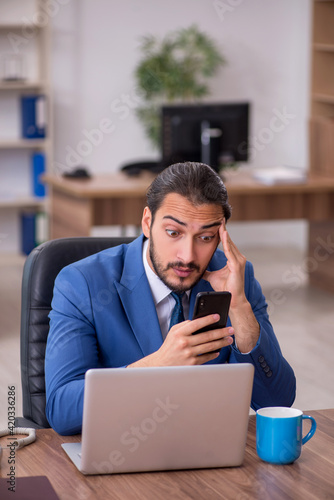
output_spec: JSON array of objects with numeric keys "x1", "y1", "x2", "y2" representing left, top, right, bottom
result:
[
  {"x1": 184, "y1": 314, "x2": 221, "y2": 334},
  {"x1": 165, "y1": 319, "x2": 234, "y2": 365},
  {"x1": 220, "y1": 227, "x2": 234, "y2": 260},
  {"x1": 192, "y1": 335, "x2": 234, "y2": 358},
  {"x1": 171, "y1": 315, "x2": 231, "y2": 338},
  {"x1": 224, "y1": 230, "x2": 238, "y2": 260},
  {"x1": 220, "y1": 227, "x2": 246, "y2": 270},
  {"x1": 192, "y1": 326, "x2": 234, "y2": 346}
]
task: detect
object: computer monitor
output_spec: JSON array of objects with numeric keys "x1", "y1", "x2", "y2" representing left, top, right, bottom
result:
[{"x1": 161, "y1": 102, "x2": 249, "y2": 171}]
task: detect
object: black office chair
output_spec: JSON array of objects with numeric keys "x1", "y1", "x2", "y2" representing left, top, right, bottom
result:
[{"x1": 15, "y1": 236, "x2": 134, "y2": 429}]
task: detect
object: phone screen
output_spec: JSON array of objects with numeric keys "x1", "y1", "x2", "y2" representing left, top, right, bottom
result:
[{"x1": 192, "y1": 291, "x2": 231, "y2": 334}]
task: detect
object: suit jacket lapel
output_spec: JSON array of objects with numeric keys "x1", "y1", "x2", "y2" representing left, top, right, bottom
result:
[{"x1": 114, "y1": 236, "x2": 163, "y2": 357}]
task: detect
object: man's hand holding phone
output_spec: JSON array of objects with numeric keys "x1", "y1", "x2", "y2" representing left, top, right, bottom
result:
[
  {"x1": 129, "y1": 312, "x2": 234, "y2": 368},
  {"x1": 155, "y1": 313, "x2": 234, "y2": 365}
]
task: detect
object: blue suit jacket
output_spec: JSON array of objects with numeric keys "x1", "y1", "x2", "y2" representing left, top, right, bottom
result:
[{"x1": 45, "y1": 235, "x2": 296, "y2": 435}]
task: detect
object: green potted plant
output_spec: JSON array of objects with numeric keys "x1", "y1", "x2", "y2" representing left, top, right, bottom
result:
[{"x1": 134, "y1": 25, "x2": 226, "y2": 149}]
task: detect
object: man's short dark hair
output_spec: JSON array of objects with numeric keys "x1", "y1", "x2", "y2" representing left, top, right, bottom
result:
[{"x1": 146, "y1": 162, "x2": 232, "y2": 222}]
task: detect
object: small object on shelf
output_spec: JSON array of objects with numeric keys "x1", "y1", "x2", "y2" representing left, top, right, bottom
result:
[
  {"x1": 63, "y1": 167, "x2": 91, "y2": 179},
  {"x1": 21, "y1": 212, "x2": 36, "y2": 255},
  {"x1": 32, "y1": 152, "x2": 46, "y2": 197},
  {"x1": 2, "y1": 53, "x2": 25, "y2": 81},
  {"x1": 121, "y1": 160, "x2": 161, "y2": 176},
  {"x1": 252, "y1": 166, "x2": 306, "y2": 185},
  {"x1": 21, "y1": 95, "x2": 47, "y2": 138}
]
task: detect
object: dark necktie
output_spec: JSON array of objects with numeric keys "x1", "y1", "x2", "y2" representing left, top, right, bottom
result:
[{"x1": 169, "y1": 292, "x2": 185, "y2": 330}]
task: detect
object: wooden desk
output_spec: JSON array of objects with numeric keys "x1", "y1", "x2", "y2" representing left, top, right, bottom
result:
[
  {"x1": 44, "y1": 170, "x2": 334, "y2": 292},
  {"x1": 44, "y1": 171, "x2": 156, "y2": 237},
  {"x1": 1, "y1": 409, "x2": 333, "y2": 500}
]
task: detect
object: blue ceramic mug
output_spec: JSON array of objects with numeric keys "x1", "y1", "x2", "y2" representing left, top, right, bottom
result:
[{"x1": 256, "y1": 407, "x2": 316, "y2": 464}]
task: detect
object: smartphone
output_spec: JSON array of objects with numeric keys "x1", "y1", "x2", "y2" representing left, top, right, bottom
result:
[{"x1": 192, "y1": 291, "x2": 231, "y2": 335}]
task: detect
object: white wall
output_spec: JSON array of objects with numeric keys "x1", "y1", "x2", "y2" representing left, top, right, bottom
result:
[
  {"x1": 51, "y1": 0, "x2": 312, "y2": 174},
  {"x1": 0, "y1": 0, "x2": 313, "y2": 251}
]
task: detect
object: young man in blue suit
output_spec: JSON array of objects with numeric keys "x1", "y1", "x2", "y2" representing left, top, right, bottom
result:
[{"x1": 45, "y1": 162, "x2": 296, "y2": 435}]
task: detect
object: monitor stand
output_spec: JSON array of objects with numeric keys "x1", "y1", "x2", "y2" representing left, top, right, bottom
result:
[{"x1": 200, "y1": 120, "x2": 222, "y2": 171}]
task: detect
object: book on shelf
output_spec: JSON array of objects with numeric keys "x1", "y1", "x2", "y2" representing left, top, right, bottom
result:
[
  {"x1": 31, "y1": 151, "x2": 46, "y2": 197},
  {"x1": 21, "y1": 95, "x2": 47, "y2": 139},
  {"x1": 21, "y1": 212, "x2": 36, "y2": 255},
  {"x1": 20, "y1": 211, "x2": 48, "y2": 255}
]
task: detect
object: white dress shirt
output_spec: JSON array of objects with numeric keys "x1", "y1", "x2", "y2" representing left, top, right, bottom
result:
[{"x1": 142, "y1": 239, "x2": 189, "y2": 340}]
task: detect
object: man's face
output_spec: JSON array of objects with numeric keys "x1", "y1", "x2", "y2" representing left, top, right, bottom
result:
[{"x1": 142, "y1": 193, "x2": 224, "y2": 293}]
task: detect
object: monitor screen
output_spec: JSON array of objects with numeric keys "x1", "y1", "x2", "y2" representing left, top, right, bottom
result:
[{"x1": 161, "y1": 102, "x2": 249, "y2": 171}]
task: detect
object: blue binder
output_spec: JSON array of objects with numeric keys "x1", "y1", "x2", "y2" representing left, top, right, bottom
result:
[
  {"x1": 32, "y1": 152, "x2": 46, "y2": 197},
  {"x1": 21, "y1": 95, "x2": 47, "y2": 138},
  {"x1": 21, "y1": 213, "x2": 36, "y2": 255}
]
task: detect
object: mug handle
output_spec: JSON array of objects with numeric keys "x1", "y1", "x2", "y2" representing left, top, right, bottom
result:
[{"x1": 302, "y1": 415, "x2": 317, "y2": 445}]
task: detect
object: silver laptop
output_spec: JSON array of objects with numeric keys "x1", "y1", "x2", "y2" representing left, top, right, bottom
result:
[{"x1": 62, "y1": 364, "x2": 254, "y2": 475}]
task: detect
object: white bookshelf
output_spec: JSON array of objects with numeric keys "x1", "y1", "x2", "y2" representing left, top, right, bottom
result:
[
  {"x1": 0, "y1": 139, "x2": 50, "y2": 150},
  {"x1": 0, "y1": 81, "x2": 47, "y2": 91},
  {"x1": 0, "y1": 0, "x2": 52, "y2": 252},
  {"x1": 0, "y1": 196, "x2": 46, "y2": 209}
]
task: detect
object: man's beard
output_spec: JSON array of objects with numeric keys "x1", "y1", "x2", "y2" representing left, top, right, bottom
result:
[{"x1": 148, "y1": 233, "x2": 207, "y2": 294}]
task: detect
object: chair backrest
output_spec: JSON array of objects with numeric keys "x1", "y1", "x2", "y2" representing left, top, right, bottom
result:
[{"x1": 19, "y1": 236, "x2": 134, "y2": 428}]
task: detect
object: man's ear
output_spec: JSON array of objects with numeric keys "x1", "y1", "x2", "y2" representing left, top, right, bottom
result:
[{"x1": 141, "y1": 206, "x2": 152, "y2": 238}]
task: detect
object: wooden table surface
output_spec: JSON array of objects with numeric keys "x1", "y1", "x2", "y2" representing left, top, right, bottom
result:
[
  {"x1": 44, "y1": 169, "x2": 334, "y2": 197},
  {"x1": 43, "y1": 171, "x2": 156, "y2": 198},
  {"x1": 0, "y1": 409, "x2": 333, "y2": 500}
]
